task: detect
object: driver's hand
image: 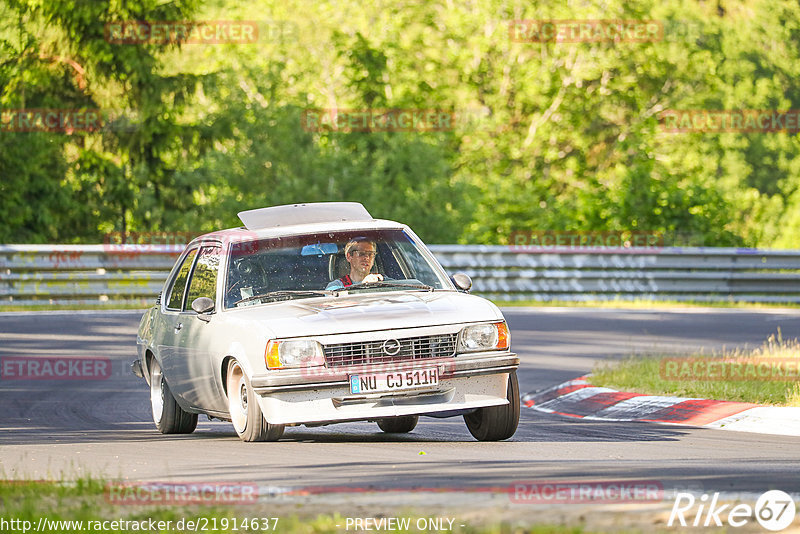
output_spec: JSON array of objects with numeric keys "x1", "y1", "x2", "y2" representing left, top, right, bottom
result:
[{"x1": 363, "y1": 273, "x2": 384, "y2": 283}]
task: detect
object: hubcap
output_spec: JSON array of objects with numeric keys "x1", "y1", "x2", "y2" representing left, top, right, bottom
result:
[
  {"x1": 239, "y1": 383, "x2": 248, "y2": 411},
  {"x1": 227, "y1": 363, "x2": 249, "y2": 434}
]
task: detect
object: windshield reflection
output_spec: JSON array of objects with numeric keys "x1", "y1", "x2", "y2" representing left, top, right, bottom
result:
[{"x1": 224, "y1": 229, "x2": 449, "y2": 309}]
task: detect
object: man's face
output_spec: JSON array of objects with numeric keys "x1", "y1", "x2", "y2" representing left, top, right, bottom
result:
[{"x1": 347, "y1": 242, "x2": 376, "y2": 277}]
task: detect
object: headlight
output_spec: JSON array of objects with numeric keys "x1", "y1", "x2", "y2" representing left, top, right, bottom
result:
[
  {"x1": 265, "y1": 339, "x2": 325, "y2": 369},
  {"x1": 458, "y1": 322, "x2": 509, "y2": 352}
]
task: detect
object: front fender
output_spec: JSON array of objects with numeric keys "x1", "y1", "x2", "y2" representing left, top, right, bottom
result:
[{"x1": 219, "y1": 341, "x2": 257, "y2": 398}]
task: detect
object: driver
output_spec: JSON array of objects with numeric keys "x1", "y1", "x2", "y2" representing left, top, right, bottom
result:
[{"x1": 326, "y1": 237, "x2": 384, "y2": 290}]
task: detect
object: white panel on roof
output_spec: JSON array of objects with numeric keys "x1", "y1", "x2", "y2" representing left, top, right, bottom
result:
[{"x1": 237, "y1": 202, "x2": 373, "y2": 230}]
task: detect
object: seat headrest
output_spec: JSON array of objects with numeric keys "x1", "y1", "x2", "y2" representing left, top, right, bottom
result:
[{"x1": 328, "y1": 252, "x2": 350, "y2": 281}]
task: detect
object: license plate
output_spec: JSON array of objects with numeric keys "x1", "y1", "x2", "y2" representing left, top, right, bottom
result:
[{"x1": 349, "y1": 368, "x2": 439, "y2": 394}]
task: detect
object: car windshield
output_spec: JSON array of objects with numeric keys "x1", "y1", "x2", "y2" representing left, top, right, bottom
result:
[{"x1": 224, "y1": 229, "x2": 450, "y2": 309}]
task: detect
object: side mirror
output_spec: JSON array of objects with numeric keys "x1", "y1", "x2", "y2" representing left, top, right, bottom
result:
[
  {"x1": 450, "y1": 272, "x2": 472, "y2": 292},
  {"x1": 191, "y1": 297, "x2": 215, "y2": 317}
]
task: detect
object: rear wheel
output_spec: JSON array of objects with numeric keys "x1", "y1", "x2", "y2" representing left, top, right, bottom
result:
[
  {"x1": 226, "y1": 360, "x2": 284, "y2": 442},
  {"x1": 149, "y1": 359, "x2": 197, "y2": 434},
  {"x1": 464, "y1": 371, "x2": 519, "y2": 441},
  {"x1": 377, "y1": 415, "x2": 418, "y2": 433}
]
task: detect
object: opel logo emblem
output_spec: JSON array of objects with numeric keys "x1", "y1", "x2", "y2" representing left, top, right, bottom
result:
[{"x1": 382, "y1": 339, "x2": 401, "y2": 356}]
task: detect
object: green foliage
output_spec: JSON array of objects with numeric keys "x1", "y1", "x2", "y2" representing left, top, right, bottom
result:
[{"x1": 2, "y1": 0, "x2": 800, "y2": 246}]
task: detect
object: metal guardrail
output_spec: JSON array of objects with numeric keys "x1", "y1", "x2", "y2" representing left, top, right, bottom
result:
[
  {"x1": 0, "y1": 245, "x2": 180, "y2": 307},
  {"x1": 433, "y1": 245, "x2": 800, "y2": 303},
  {"x1": 2, "y1": 244, "x2": 800, "y2": 306}
]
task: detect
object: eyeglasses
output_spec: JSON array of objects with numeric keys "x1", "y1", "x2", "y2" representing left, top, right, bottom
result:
[{"x1": 351, "y1": 250, "x2": 377, "y2": 258}]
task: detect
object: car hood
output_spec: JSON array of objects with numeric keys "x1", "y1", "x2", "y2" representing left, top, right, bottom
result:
[{"x1": 227, "y1": 291, "x2": 503, "y2": 339}]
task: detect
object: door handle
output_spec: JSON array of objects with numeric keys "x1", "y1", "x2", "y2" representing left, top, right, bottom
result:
[{"x1": 174, "y1": 322, "x2": 183, "y2": 332}]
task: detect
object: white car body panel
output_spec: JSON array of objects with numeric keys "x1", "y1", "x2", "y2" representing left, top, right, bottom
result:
[{"x1": 134, "y1": 203, "x2": 519, "y2": 432}]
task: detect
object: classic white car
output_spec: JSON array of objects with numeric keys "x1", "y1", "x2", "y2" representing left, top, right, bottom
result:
[{"x1": 133, "y1": 203, "x2": 519, "y2": 441}]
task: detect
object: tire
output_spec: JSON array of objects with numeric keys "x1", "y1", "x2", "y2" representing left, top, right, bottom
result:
[
  {"x1": 464, "y1": 371, "x2": 519, "y2": 441},
  {"x1": 226, "y1": 360, "x2": 284, "y2": 442},
  {"x1": 149, "y1": 358, "x2": 198, "y2": 434},
  {"x1": 377, "y1": 415, "x2": 418, "y2": 433}
]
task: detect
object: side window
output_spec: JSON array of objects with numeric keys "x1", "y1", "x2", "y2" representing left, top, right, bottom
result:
[
  {"x1": 185, "y1": 246, "x2": 221, "y2": 310},
  {"x1": 166, "y1": 249, "x2": 198, "y2": 310}
]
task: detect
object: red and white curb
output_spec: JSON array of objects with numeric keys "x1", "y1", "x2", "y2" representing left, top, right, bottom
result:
[{"x1": 522, "y1": 376, "x2": 800, "y2": 437}]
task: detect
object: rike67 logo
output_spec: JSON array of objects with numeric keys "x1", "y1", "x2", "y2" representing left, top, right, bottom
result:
[{"x1": 669, "y1": 490, "x2": 796, "y2": 531}]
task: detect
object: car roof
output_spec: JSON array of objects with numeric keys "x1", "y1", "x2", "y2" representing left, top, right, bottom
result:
[{"x1": 186, "y1": 203, "x2": 409, "y2": 247}]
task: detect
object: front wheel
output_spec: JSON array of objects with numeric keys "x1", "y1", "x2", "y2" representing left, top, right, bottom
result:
[
  {"x1": 377, "y1": 415, "x2": 418, "y2": 433},
  {"x1": 149, "y1": 358, "x2": 197, "y2": 434},
  {"x1": 226, "y1": 360, "x2": 284, "y2": 442},
  {"x1": 464, "y1": 371, "x2": 519, "y2": 441}
]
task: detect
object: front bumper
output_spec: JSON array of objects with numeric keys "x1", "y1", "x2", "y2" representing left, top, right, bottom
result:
[{"x1": 250, "y1": 351, "x2": 518, "y2": 425}]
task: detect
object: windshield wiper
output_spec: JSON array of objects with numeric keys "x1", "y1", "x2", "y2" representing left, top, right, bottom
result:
[
  {"x1": 233, "y1": 290, "x2": 334, "y2": 306},
  {"x1": 335, "y1": 281, "x2": 433, "y2": 293}
]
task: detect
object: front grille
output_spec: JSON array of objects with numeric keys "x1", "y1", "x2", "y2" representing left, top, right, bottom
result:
[{"x1": 323, "y1": 333, "x2": 458, "y2": 367}]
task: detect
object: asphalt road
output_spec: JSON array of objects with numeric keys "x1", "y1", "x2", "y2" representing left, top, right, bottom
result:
[{"x1": 1, "y1": 307, "x2": 800, "y2": 496}]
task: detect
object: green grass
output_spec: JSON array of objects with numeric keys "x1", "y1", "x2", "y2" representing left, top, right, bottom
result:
[
  {"x1": 590, "y1": 333, "x2": 800, "y2": 406},
  {"x1": 0, "y1": 480, "x2": 588, "y2": 533}
]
